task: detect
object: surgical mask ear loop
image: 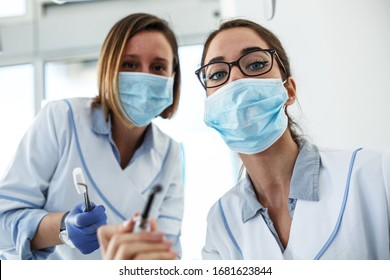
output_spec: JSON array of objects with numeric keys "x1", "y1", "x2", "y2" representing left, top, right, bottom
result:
[{"x1": 282, "y1": 77, "x2": 296, "y2": 105}]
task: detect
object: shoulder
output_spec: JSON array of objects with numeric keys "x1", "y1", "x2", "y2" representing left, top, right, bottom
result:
[
  {"x1": 317, "y1": 145, "x2": 386, "y2": 162},
  {"x1": 207, "y1": 180, "x2": 243, "y2": 221},
  {"x1": 221, "y1": 180, "x2": 244, "y2": 204},
  {"x1": 59, "y1": 97, "x2": 94, "y2": 113},
  {"x1": 317, "y1": 145, "x2": 357, "y2": 155},
  {"x1": 32, "y1": 99, "x2": 72, "y2": 128},
  {"x1": 41, "y1": 97, "x2": 93, "y2": 117},
  {"x1": 317, "y1": 146, "x2": 366, "y2": 165},
  {"x1": 150, "y1": 123, "x2": 179, "y2": 143},
  {"x1": 354, "y1": 147, "x2": 390, "y2": 173},
  {"x1": 32, "y1": 98, "x2": 96, "y2": 139},
  {"x1": 150, "y1": 123, "x2": 182, "y2": 155},
  {"x1": 318, "y1": 145, "x2": 390, "y2": 176}
]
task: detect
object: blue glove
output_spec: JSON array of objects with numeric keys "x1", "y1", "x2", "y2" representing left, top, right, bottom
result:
[{"x1": 65, "y1": 202, "x2": 107, "y2": 254}]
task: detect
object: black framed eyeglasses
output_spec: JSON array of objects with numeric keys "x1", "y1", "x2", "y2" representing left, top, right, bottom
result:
[{"x1": 195, "y1": 48, "x2": 288, "y2": 89}]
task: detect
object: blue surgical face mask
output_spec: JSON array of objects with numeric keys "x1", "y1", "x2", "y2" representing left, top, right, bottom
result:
[
  {"x1": 118, "y1": 72, "x2": 174, "y2": 127},
  {"x1": 204, "y1": 78, "x2": 288, "y2": 154}
]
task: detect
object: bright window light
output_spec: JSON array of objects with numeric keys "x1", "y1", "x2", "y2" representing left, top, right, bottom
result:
[
  {"x1": 44, "y1": 59, "x2": 98, "y2": 102},
  {"x1": 0, "y1": 64, "x2": 34, "y2": 175},
  {"x1": 0, "y1": 0, "x2": 26, "y2": 18}
]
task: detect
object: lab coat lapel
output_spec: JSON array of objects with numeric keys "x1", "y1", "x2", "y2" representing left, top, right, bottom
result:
[
  {"x1": 82, "y1": 137, "x2": 145, "y2": 224},
  {"x1": 239, "y1": 214, "x2": 285, "y2": 259},
  {"x1": 226, "y1": 181, "x2": 284, "y2": 259},
  {"x1": 285, "y1": 150, "x2": 352, "y2": 259},
  {"x1": 84, "y1": 129, "x2": 167, "y2": 224},
  {"x1": 123, "y1": 124, "x2": 169, "y2": 196},
  {"x1": 236, "y1": 150, "x2": 352, "y2": 259},
  {"x1": 70, "y1": 101, "x2": 166, "y2": 224}
]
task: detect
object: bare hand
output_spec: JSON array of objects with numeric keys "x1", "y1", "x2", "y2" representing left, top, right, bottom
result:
[{"x1": 97, "y1": 217, "x2": 177, "y2": 260}]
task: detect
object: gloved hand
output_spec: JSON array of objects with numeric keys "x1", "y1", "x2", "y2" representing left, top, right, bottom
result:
[{"x1": 65, "y1": 202, "x2": 107, "y2": 254}]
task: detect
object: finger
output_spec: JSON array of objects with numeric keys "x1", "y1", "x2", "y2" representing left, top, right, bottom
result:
[
  {"x1": 149, "y1": 218, "x2": 158, "y2": 232},
  {"x1": 98, "y1": 221, "x2": 141, "y2": 254},
  {"x1": 97, "y1": 224, "x2": 123, "y2": 254},
  {"x1": 105, "y1": 232, "x2": 166, "y2": 260},
  {"x1": 77, "y1": 239, "x2": 100, "y2": 254},
  {"x1": 73, "y1": 218, "x2": 107, "y2": 235},
  {"x1": 83, "y1": 201, "x2": 96, "y2": 212},
  {"x1": 112, "y1": 241, "x2": 173, "y2": 260},
  {"x1": 133, "y1": 212, "x2": 141, "y2": 218},
  {"x1": 130, "y1": 213, "x2": 141, "y2": 224},
  {"x1": 106, "y1": 232, "x2": 164, "y2": 258},
  {"x1": 75, "y1": 205, "x2": 106, "y2": 226},
  {"x1": 71, "y1": 202, "x2": 85, "y2": 214},
  {"x1": 121, "y1": 219, "x2": 135, "y2": 233},
  {"x1": 134, "y1": 251, "x2": 177, "y2": 260}
]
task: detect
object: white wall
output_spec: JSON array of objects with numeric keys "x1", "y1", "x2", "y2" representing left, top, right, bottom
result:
[{"x1": 221, "y1": 0, "x2": 390, "y2": 149}]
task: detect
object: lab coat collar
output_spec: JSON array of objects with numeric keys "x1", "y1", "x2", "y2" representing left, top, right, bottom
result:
[
  {"x1": 241, "y1": 178, "x2": 263, "y2": 223},
  {"x1": 241, "y1": 140, "x2": 320, "y2": 223},
  {"x1": 91, "y1": 105, "x2": 111, "y2": 135},
  {"x1": 90, "y1": 106, "x2": 157, "y2": 154},
  {"x1": 289, "y1": 140, "x2": 320, "y2": 201}
]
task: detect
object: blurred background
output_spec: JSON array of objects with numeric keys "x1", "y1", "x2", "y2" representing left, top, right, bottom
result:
[{"x1": 0, "y1": 0, "x2": 389, "y2": 260}]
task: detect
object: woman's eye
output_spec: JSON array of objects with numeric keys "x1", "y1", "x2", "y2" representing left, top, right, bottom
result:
[
  {"x1": 152, "y1": 65, "x2": 166, "y2": 72},
  {"x1": 208, "y1": 71, "x2": 228, "y2": 81},
  {"x1": 247, "y1": 60, "x2": 269, "y2": 71},
  {"x1": 121, "y1": 62, "x2": 138, "y2": 70}
]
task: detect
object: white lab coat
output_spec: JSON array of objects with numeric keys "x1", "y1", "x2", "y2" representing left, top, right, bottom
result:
[
  {"x1": 0, "y1": 98, "x2": 184, "y2": 259},
  {"x1": 202, "y1": 147, "x2": 390, "y2": 259}
]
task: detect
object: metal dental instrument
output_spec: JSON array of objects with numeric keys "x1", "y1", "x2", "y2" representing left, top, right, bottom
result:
[
  {"x1": 72, "y1": 167, "x2": 92, "y2": 212},
  {"x1": 133, "y1": 185, "x2": 162, "y2": 232}
]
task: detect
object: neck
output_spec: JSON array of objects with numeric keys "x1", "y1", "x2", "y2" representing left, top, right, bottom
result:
[
  {"x1": 111, "y1": 114, "x2": 147, "y2": 169},
  {"x1": 239, "y1": 130, "x2": 299, "y2": 208}
]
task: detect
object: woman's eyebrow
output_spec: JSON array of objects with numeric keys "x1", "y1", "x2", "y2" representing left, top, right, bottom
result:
[
  {"x1": 206, "y1": 46, "x2": 265, "y2": 64},
  {"x1": 122, "y1": 55, "x2": 168, "y2": 62},
  {"x1": 153, "y1": 57, "x2": 169, "y2": 63},
  {"x1": 241, "y1": 46, "x2": 264, "y2": 55},
  {"x1": 206, "y1": 56, "x2": 225, "y2": 64},
  {"x1": 122, "y1": 54, "x2": 139, "y2": 59}
]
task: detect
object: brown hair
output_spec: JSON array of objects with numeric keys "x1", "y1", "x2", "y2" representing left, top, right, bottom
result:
[
  {"x1": 201, "y1": 19, "x2": 302, "y2": 143},
  {"x1": 93, "y1": 13, "x2": 181, "y2": 126}
]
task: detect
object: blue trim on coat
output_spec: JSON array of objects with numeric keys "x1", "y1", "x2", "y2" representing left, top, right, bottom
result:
[
  {"x1": 180, "y1": 143, "x2": 186, "y2": 186},
  {"x1": 0, "y1": 195, "x2": 42, "y2": 208},
  {"x1": 158, "y1": 215, "x2": 182, "y2": 222},
  {"x1": 314, "y1": 148, "x2": 362, "y2": 260},
  {"x1": 64, "y1": 99, "x2": 127, "y2": 221},
  {"x1": 218, "y1": 199, "x2": 244, "y2": 259}
]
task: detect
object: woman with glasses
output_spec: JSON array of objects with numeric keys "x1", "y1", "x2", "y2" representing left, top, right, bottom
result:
[
  {"x1": 196, "y1": 19, "x2": 390, "y2": 260},
  {"x1": 0, "y1": 13, "x2": 183, "y2": 260}
]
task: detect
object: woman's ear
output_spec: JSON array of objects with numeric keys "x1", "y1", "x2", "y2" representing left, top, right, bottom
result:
[{"x1": 284, "y1": 77, "x2": 296, "y2": 106}]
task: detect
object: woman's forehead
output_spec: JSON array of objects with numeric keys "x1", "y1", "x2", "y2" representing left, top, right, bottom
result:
[
  {"x1": 124, "y1": 31, "x2": 173, "y2": 60},
  {"x1": 205, "y1": 27, "x2": 269, "y2": 63}
]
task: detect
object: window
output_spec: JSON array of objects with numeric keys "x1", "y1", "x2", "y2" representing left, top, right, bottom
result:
[
  {"x1": 0, "y1": 0, "x2": 26, "y2": 18},
  {"x1": 44, "y1": 59, "x2": 98, "y2": 102},
  {"x1": 0, "y1": 64, "x2": 34, "y2": 175}
]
